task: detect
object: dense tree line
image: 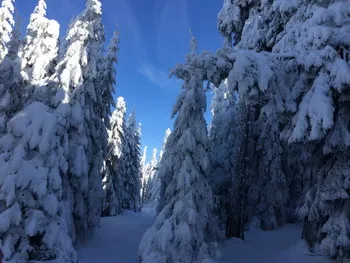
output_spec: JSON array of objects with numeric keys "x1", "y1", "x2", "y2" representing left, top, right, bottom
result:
[
  {"x1": 0, "y1": 1, "x2": 142, "y2": 262},
  {"x1": 139, "y1": 0, "x2": 350, "y2": 262}
]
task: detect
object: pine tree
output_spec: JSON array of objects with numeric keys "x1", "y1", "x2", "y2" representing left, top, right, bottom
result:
[
  {"x1": 50, "y1": 0, "x2": 106, "y2": 239},
  {"x1": 138, "y1": 35, "x2": 219, "y2": 263},
  {"x1": 102, "y1": 97, "x2": 127, "y2": 216},
  {"x1": 20, "y1": 0, "x2": 60, "y2": 105},
  {"x1": 0, "y1": 0, "x2": 14, "y2": 63},
  {"x1": 121, "y1": 109, "x2": 142, "y2": 212}
]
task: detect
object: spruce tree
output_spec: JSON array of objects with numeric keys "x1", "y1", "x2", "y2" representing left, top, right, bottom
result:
[
  {"x1": 100, "y1": 30, "x2": 120, "y2": 217},
  {"x1": 0, "y1": 17, "x2": 21, "y2": 133},
  {"x1": 103, "y1": 97, "x2": 127, "y2": 216},
  {"x1": 140, "y1": 146, "x2": 148, "y2": 204},
  {"x1": 99, "y1": 30, "x2": 119, "y2": 129},
  {"x1": 50, "y1": 0, "x2": 106, "y2": 239},
  {"x1": 217, "y1": 0, "x2": 350, "y2": 259},
  {"x1": 150, "y1": 129, "x2": 171, "y2": 211},
  {"x1": 142, "y1": 148, "x2": 158, "y2": 204},
  {"x1": 121, "y1": 109, "x2": 142, "y2": 212},
  {"x1": 138, "y1": 35, "x2": 219, "y2": 263},
  {"x1": 20, "y1": 0, "x2": 60, "y2": 105},
  {"x1": 159, "y1": 128, "x2": 171, "y2": 161},
  {"x1": 275, "y1": 0, "x2": 350, "y2": 259},
  {"x1": 0, "y1": 102, "x2": 77, "y2": 263},
  {"x1": 209, "y1": 79, "x2": 240, "y2": 237},
  {"x1": 0, "y1": 4, "x2": 76, "y2": 261}
]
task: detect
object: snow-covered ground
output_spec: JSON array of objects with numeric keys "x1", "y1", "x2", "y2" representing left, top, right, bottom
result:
[
  {"x1": 78, "y1": 206, "x2": 154, "y2": 263},
  {"x1": 217, "y1": 224, "x2": 334, "y2": 263},
  {"x1": 79, "y1": 208, "x2": 333, "y2": 263}
]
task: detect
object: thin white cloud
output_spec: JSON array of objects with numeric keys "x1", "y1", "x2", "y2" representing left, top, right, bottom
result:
[
  {"x1": 138, "y1": 64, "x2": 182, "y2": 90},
  {"x1": 154, "y1": 0, "x2": 190, "y2": 65},
  {"x1": 103, "y1": 0, "x2": 146, "y2": 61}
]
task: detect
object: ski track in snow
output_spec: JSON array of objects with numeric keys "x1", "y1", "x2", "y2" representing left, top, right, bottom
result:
[
  {"x1": 78, "y1": 206, "x2": 154, "y2": 263},
  {"x1": 217, "y1": 224, "x2": 334, "y2": 263}
]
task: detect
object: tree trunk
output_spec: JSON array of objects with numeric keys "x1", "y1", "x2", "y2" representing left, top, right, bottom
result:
[{"x1": 225, "y1": 103, "x2": 250, "y2": 240}]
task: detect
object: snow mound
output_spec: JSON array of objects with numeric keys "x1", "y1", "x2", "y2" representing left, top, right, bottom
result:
[{"x1": 216, "y1": 224, "x2": 333, "y2": 263}]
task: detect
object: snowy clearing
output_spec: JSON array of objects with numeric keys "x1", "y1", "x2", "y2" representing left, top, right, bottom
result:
[
  {"x1": 78, "y1": 207, "x2": 154, "y2": 263},
  {"x1": 217, "y1": 224, "x2": 333, "y2": 263}
]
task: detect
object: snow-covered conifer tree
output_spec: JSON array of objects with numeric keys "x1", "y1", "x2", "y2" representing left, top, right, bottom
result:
[
  {"x1": 0, "y1": 102, "x2": 77, "y2": 263},
  {"x1": 98, "y1": 29, "x2": 119, "y2": 130},
  {"x1": 142, "y1": 148, "x2": 158, "y2": 204},
  {"x1": 217, "y1": 0, "x2": 350, "y2": 259},
  {"x1": 209, "y1": 79, "x2": 241, "y2": 237},
  {"x1": 0, "y1": 7, "x2": 75, "y2": 260},
  {"x1": 0, "y1": 0, "x2": 14, "y2": 63},
  {"x1": 20, "y1": 0, "x2": 59, "y2": 105},
  {"x1": 141, "y1": 146, "x2": 147, "y2": 170},
  {"x1": 273, "y1": 0, "x2": 350, "y2": 259},
  {"x1": 100, "y1": 30, "x2": 121, "y2": 217},
  {"x1": 50, "y1": 0, "x2": 106, "y2": 239},
  {"x1": 102, "y1": 97, "x2": 127, "y2": 216},
  {"x1": 150, "y1": 129, "x2": 171, "y2": 211},
  {"x1": 159, "y1": 128, "x2": 171, "y2": 161},
  {"x1": 121, "y1": 109, "x2": 142, "y2": 212},
  {"x1": 138, "y1": 35, "x2": 219, "y2": 263},
  {"x1": 0, "y1": 17, "x2": 21, "y2": 133},
  {"x1": 101, "y1": 162, "x2": 117, "y2": 217},
  {"x1": 140, "y1": 146, "x2": 148, "y2": 203}
]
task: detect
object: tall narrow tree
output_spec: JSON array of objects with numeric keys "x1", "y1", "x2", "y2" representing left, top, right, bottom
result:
[
  {"x1": 50, "y1": 0, "x2": 106, "y2": 239},
  {"x1": 0, "y1": 5, "x2": 75, "y2": 261},
  {"x1": 138, "y1": 35, "x2": 219, "y2": 263},
  {"x1": 150, "y1": 128, "x2": 171, "y2": 211},
  {"x1": 102, "y1": 97, "x2": 127, "y2": 216},
  {"x1": 142, "y1": 148, "x2": 158, "y2": 204},
  {"x1": 121, "y1": 109, "x2": 142, "y2": 212}
]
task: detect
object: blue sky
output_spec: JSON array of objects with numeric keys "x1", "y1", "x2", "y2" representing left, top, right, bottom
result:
[{"x1": 17, "y1": 0, "x2": 223, "y2": 156}]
